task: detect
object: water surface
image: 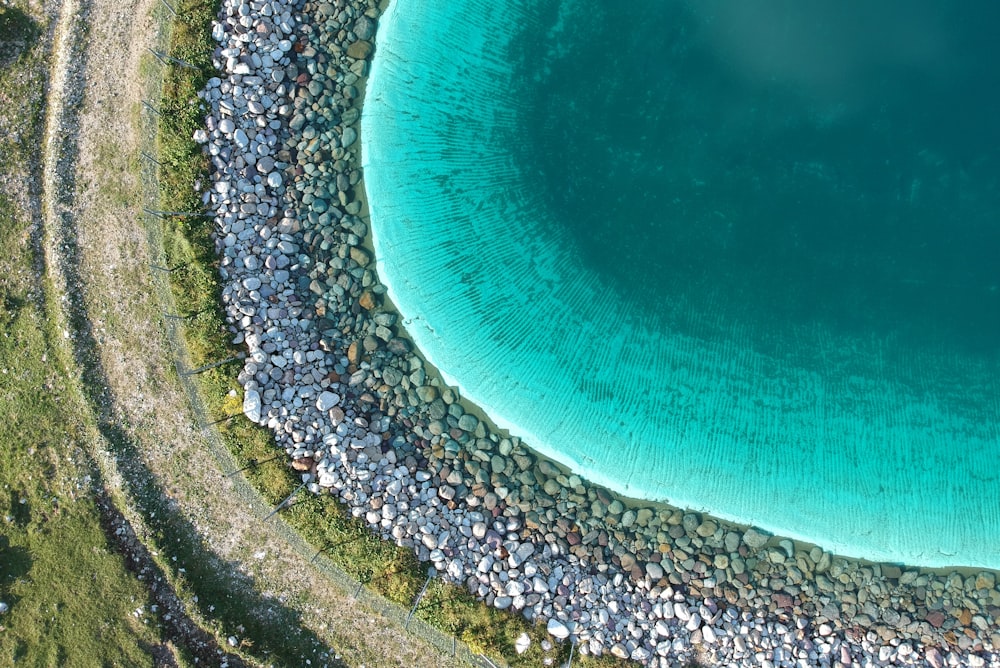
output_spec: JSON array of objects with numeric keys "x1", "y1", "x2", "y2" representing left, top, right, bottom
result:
[{"x1": 362, "y1": 0, "x2": 1000, "y2": 567}]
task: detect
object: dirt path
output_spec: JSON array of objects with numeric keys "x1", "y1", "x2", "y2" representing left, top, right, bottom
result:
[{"x1": 38, "y1": 0, "x2": 469, "y2": 664}]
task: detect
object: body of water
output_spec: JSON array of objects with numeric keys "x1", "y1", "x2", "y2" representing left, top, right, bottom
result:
[{"x1": 361, "y1": 0, "x2": 1000, "y2": 567}]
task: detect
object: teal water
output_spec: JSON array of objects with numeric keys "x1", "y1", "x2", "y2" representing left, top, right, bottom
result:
[{"x1": 361, "y1": 0, "x2": 1000, "y2": 568}]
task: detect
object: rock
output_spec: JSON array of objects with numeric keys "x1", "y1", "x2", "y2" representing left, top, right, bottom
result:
[
  {"x1": 645, "y1": 561, "x2": 664, "y2": 580},
  {"x1": 494, "y1": 596, "x2": 512, "y2": 610},
  {"x1": 772, "y1": 592, "x2": 794, "y2": 609},
  {"x1": 610, "y1": 643, "x2": 628, "y2": 659},
  {"x1": 415, "y1": 385, "x2": 438, "y2": 403},
  {"x1": 926, "y1": 647, "x2": 944, "y2": 668},
  {"x1": 349, "y1": 246, "x2": 369, "y2": 266},
  {"x1": 341, "y1": 126, "x2": 357, "y2": 148},
  {"x1": 243, "y1": 389, "x2": 261, "y2": 422},
  {"x1": 438, "y1": 485, "x2": 455, "y2": 501},
  {"x1": 742, "y1": 528, "x2": 769, "y2": 549},
  {"x1": 458, "y1": 414, "x2": 479, "y2": 432},
  {"x1": 767, "y1": 547, "x2": 787, "y2": 564},
  {"x1": 515, "y1": 632, "x2": 531, "y2": 654},
  {"x1": 234, "y1": 128, "x2": 249, "y2": 148},
  {"x1": 546, "y1": 618, "x2": 569, "y2": 640},
  {"x1": 975, "y1": 571, "x2": 996, "y2": 590},
  {"x1": 510, "y1": 542, "x2": 534, "y2": 567},
  {"x1": 316, "y1": 391, "x2": 340, "y2": 411},
  {"x1": 354, "y1": 15, "x2": 376, "y2": 40},
  {"x1": 696, "y1": 520, "x2": 718, "y2": 537},
  {"x1": 358, "y1": 290, "x2": 377, "y2": 310},
  {"x1": 347, "y1": 40, "x2": 373, "y2": 60}
]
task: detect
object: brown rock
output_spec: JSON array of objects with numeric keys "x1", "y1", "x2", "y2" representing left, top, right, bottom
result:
[
  {"x1": 772, "y1": 592, "x2": 794, "y2": 609},
  {"x1": 347, "y1": 40, "x2": 373, "y2": 60},
  {"x1": 926, "y1": 610, "x2": 946, "y2": 628},
  {"x1": 291, "y1": 458, "x2": 313, "y2": 472},
  {"x1": 349, "y1": 246, "x2": 370, "y2": 267},
  {"x1": 958, "y1": 608, "x2": 972, "y2": 626},
  {"x1": 358, "y1": 290, "x2": 377, "y2": 310}
]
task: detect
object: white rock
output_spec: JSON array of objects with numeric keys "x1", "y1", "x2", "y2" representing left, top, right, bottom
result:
[
  {"x1": 547, "y1": 618, "x2": 569, "y2": 640},
  {"x1": 267, "y1": 171, "x2": 283, "y2": 188},
  {"x1": 316, "y1": 391, "x2": 340, "y2": 411},
  {"x1": 515, "y1": 632, "x2": 531, "y2": 655},
  {"x1": 242, "y1": 389, "x2": 261, "y2": 422},
  {"x1": 234, "y1": 128, "x2": 249, "y2": 148}
]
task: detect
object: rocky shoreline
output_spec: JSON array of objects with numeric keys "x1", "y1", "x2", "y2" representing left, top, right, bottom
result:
[{"x1": 197, "y1": 0, "x2": 1000, "y2": 665}]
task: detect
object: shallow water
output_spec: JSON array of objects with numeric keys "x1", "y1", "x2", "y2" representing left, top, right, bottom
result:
[{"x1": 361, "y1": 0, "x2": 1000, "y2": 567}]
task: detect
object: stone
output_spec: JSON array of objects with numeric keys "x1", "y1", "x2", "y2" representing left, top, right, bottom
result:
[
  {"x1": 546, "y1": 618, "x2": 569, "y2": 640},
  {"x1": 458, "y1": 414, "x2": 479, "y2": 432},
  {"x1": 347, "y1": 40, "x2": 373, "y2": 60},
  {"x1": 742, "y1": 528, "x2": 769, "y2": 549},
  {"x1": 358, "y1": 290, "x2": 377, "y2": 310},
  {"x1": 354, "y1": 15, "x2": 376, "y2": 40},
  {"x1": 645, "y1": 561, "x2": 664, "y2": 580},
  {"x1": 976, "y1": 571, "x2": 996, "y2": 590},
  {"x1": 925, "y1": 610, "x2": 946, "y2": 628},
  {"x1": 515, "y1": 632, "x2": 531, "y2": 654},
  {"x1": 243, "y1": 389, "x2": 261, "y2": 422},
  {"x1": 349, "y1": 246, "x2": 369, "y2": 266},
  {"x1": 341, "y1": 126, "x2": 357, "y2": 148},
  {"x1": 695, "y1": 520, "x2": 718, "y2": 537},
  {"x1": 316, "y1": 391, "x2": 340, "y2": 411},
  {"x1": 415, "y1": 385, "x2": 438, "y2": 403}
]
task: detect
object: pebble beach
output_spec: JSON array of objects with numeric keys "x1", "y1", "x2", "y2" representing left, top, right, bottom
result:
[{"x1": 197, "y1": 0, "x2": 1000, "y2": 665}]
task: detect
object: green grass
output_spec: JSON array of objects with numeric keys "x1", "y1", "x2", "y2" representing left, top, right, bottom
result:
[
  {"x1": 0, "y1": 17, "x2": 167, "y2": 658},
  {"x1": 153, "y1": 0, "x2": 628, "y2": 665}
]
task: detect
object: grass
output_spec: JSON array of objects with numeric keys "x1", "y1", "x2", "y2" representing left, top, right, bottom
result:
[
  {"x1": 0, "y1": 7, "x2": 170, "y2": 663},
  {"x1": 152, "y1": 0, "x2": 629, "y2": 665}
]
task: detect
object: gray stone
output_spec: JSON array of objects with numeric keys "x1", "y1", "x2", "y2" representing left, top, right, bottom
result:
[
  {"x1": 341, "y1": 127, "x2": 357, "y2": 148},
  {"x1": 742, "y1": 527, "x2": 769, "y2": 549},
  {"x1": 353, "y1": 15, "x2": 376, "y2": 40},
  {"x1": 458, "y1": 414, "x2": 479, "y2": 432}
]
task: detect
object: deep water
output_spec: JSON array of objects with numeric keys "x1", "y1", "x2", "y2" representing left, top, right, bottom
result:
[{"x1": 361, "y1": 0, "x2": 1000, "y2": 567}]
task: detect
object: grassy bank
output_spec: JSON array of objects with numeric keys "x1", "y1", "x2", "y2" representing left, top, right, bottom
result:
[
  {"x1": 153, "y1": 0, "x2": 625, "y2": 665},
  {"x1": 0, "y1": 4, "x2": 171, "y2": 664}
]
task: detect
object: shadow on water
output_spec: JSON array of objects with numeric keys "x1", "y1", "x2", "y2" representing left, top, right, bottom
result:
[{"x1": 0, "y1": 6, "x2": 42, "y2": 67}]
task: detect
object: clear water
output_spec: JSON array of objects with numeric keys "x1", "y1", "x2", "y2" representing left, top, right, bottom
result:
[{"x1": 362, "y1": 0, "x2": 1000, "y2": 567}]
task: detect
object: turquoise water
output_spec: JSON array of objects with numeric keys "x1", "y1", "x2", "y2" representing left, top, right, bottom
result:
[{"x1": 361, "y1": 0, "x2": 1000, "y2": 568}]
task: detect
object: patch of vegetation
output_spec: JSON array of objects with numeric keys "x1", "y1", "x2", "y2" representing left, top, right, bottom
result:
[
  {"x1": 154, "y1": 0, "x2": 628, "y2": 666},
  {"x1": 0, "y1": 4, "x2": 176, "y2": 663}
]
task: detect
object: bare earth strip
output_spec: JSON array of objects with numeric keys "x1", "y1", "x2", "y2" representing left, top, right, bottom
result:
[{"x1": 40, "y1": 0, "x2": 467, "y2": 664}]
